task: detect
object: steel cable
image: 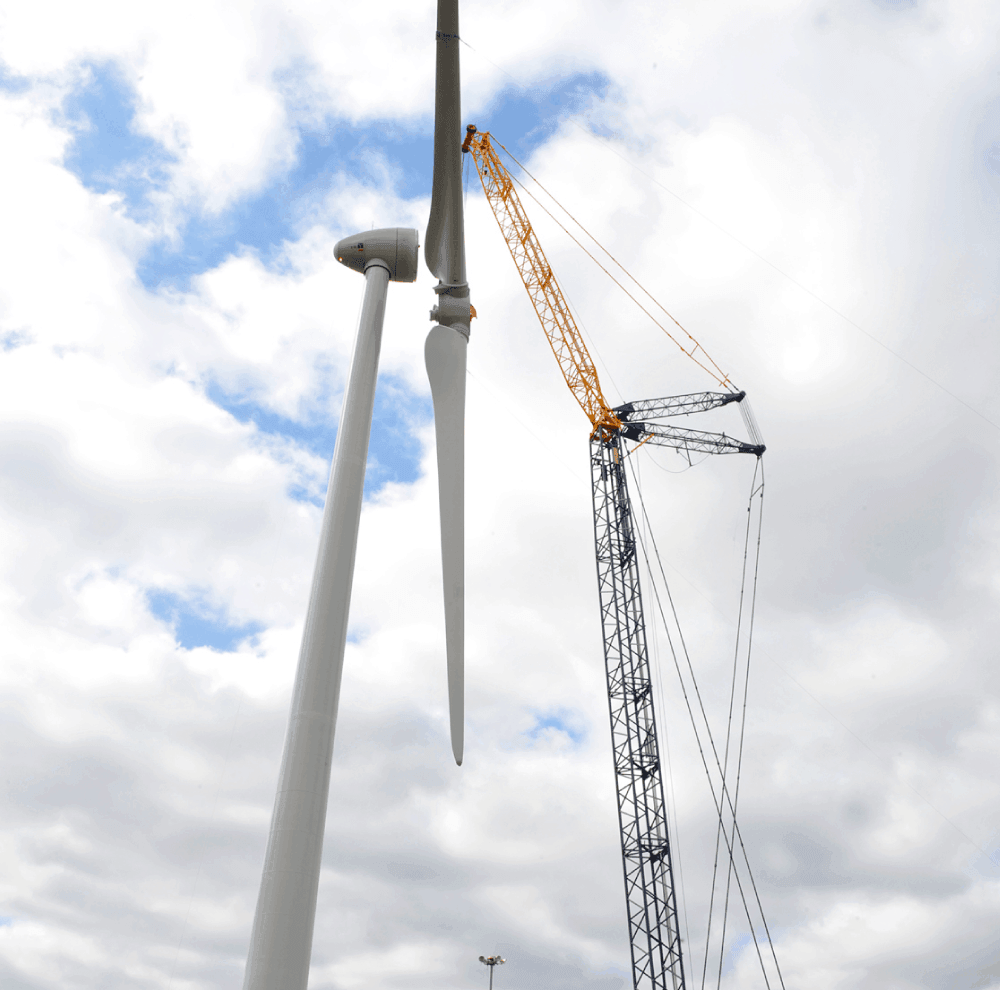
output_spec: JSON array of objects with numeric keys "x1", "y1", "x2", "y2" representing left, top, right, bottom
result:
[
  {"x1": 490, "y1": 140, "x2": 735, "y2": 391},
  {"x1": 627, "y1": 453, "x2": 784, "y2": 990},
  {"x1": 704, "y1": 457, "x2": 762, "y2": 990},
  {"x1": 716, "y1": 463, "x2": 772, "y2": 990}
]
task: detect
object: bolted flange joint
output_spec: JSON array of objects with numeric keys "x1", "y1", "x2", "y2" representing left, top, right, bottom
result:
[{"x1": 429, "y1": 280, "x2": 473, "y2": 337}]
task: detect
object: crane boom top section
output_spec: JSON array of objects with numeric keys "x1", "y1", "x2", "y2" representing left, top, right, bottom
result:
[{"x1": 465, "y1": 128, "x2": 621, "y2": 436}]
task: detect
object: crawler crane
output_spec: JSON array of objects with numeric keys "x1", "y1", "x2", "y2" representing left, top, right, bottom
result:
[{"x1": 464, "y1": 126, "x2": 766, "y2": 990}]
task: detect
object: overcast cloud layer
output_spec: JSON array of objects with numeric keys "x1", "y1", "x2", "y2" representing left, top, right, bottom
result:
[{"x1": 1, "y1": 0, "x2": 1000, "y2": 988}]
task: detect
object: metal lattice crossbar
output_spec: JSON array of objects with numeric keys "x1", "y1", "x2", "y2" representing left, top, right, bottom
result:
[{"x1": 591, "y1": 433, "x2": 685, "y2": 990}]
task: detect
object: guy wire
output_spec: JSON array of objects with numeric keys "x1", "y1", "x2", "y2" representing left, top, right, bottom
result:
[
  {"x1": 626, "y1": 451, "x2": 784, "y2": 990},
  {"x1": 492, "y1": 141, "x2": 734, "y2": 391},
  {"x1": 703, "y1": 458, "x2": 762, "y2": 990},
  {"x1": 717, "y1": 462, "x2": 771, "y2": 990}
]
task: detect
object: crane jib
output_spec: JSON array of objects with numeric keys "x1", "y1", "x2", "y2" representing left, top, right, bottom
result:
[{"x1": 466, "y1": 127, "x2": 620, "y2": 433}]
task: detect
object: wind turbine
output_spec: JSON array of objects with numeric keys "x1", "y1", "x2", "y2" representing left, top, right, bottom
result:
[{"x1": 240, "y1": 1, "x2": 470, "y2": 987}]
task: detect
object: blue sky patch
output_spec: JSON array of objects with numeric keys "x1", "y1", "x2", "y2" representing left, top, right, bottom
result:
[
  {"x1": 136, "y1": 121, "x2": 436, "y2": 289},
  {"x1": 148, "y1": 590, "x2": 262, "y2": 652},
  {"x1": 720, "y1": 932, "x2": 753, "y2": 976},
  {"x1": 206, "y1": 380, "x2": 337, "y2": 458},
  {"x1": 1, "y1": 329, "x2": 30, "y2": 351},
  {"x1": 527, "y1": 708, "x2": 586, "y2": 745},
  {"x1": 365, "y1": 376, "x2": 432, "y2": 495},
  {"x1": 61, "y1": 63, "x2": 175, "y2": 220},
  {"x1": 0, "y1": 62, "x2": 30, "y2": 94},
  {"x1": 58, "y1": 59, "x2": 611, "y2": 290},
  {"x1": 207, "y1": 372, "x2": 430, "y2": 502},
  {"x1": 467, "y1": 70, "x2": 611, "y2": 159}
]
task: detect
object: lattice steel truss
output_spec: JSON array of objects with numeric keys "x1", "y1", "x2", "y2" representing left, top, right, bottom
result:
[
  {"x1": 592, "y1": 431, "x2": 686, "y2": 990},
  {"x1": 591, "y1": 398, "x2": 763, "y2": 990},
  {"x1": 466, "y1": 129, "x2": 621, "y2": 434}
]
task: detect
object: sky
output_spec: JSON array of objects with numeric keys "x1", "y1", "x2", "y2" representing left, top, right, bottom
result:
[{"x1": 1, "y1": 0, "x2": 999, "y2": 988}]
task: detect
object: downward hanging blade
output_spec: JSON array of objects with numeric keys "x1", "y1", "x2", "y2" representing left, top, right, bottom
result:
[{"x1": 425, "y1": 323, "x2": 467, "y2": 766}]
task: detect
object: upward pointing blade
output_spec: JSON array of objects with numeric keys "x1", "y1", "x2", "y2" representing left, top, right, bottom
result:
[
  {"x1": 425, "y1": 323, "x2": 467, "y2": 765},
  {"x1": 425, "y1": 0, "x2": 465, "y2": 285}
]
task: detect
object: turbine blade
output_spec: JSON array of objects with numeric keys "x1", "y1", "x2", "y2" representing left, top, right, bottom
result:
[
  {"x1": 425, "y1": 0, "x2": 465, "y2": 284},
  {"x1": 425, "y1": 323, "x2": 467, "y2": 765}
]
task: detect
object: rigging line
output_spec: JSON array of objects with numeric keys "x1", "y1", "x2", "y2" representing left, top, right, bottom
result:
[
  {"x1": 628, "y1": 454, "x2": 785, "y2": 990},
  {"x1": 628, "y1": 455, "x2": 750, "y2": 849},
  {"x1": 703, "y1": 457, "x2": 761, "y2": 990},
  {"x1": 638, "y1": 521, "x2": 780, "y2": 990},
  {"x1": 495, "y1": 159, "x2": 733, "y2": 390},
  {"x1": 648, "y1": 536, "x2": 1000, "y2": 866},
  {"x1": 739, "y1": 397, "x2": 764, "y2": 450},
  {"x1": 494, "y1": 140, "x2": 733, "y2": 391},
  {"x1": 660, "y1": 698, "x2": 694, "y2": 973},
  {"x1": 623, "y1": 433, "x2": 654, "y2": 457},
  {"x1": 624, "y1": 455, "x2": 775, "y2": 990},
  {"x1": 497, "y1": 146, "x2": 732, "y2": 390},
  {"x1": 559, "y1": 277, "x2": 624, "y2": 402},
  {"x1": 558, "y1": 115, "x2": 1000, "y2": 437},
  {"x1": 718, "y1": 465, "x2": 779, "y2": 990},
  {"x1": 715, "y1": 461, "x2": 763, "y2": 987},
  {"x1": 648, "y1": 446, "x2": 710, "y2": 473},
  {"x1": 631, "y1": 516, "x2": 772, "y2": 990},
  {"x1": 459, "y1": 34, "x2": 1000, "y2": 435},
  {"x1": 635, "y1": 452, "x2": 694, "y2": 974},
  {"x1": 715, "y1": 468, "x2": 762, "y2": 990}
]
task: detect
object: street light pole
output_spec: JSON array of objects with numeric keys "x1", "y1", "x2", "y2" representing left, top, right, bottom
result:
[{"x1": 478, "y1": 954, "x2": 506, "y2": 990}]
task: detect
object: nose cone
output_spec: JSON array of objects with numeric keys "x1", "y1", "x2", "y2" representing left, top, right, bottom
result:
[{"x1": 334, "y1": 228, "x2": 419, "y2": 282}]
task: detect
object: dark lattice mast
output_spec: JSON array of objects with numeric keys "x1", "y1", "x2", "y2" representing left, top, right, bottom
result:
[
  {"x1": 589, "y1": 397, "x2": 762, "y2": 990},
  {"x1": 591, "y1": 432, "x2": 685, "y2": 990}
]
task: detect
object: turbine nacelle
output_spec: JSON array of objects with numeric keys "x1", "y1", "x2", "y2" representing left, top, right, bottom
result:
[{"x1": 335, "y1": 228, "x2": 420, "y2": 282}]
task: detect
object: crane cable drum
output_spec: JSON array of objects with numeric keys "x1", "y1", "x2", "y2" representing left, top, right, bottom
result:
[{"x1": 463, "y1": 125, "x2": 737, "y2": 431}]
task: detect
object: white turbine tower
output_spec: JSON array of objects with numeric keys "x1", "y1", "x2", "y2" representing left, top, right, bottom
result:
[{"x1": 240, "y1": 0, "x2": 470, "y2": 987}]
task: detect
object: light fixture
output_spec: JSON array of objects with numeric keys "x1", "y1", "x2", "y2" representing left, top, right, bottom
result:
[{"x1": 478, "y1": 954, "x2": 506, "y2": 990}]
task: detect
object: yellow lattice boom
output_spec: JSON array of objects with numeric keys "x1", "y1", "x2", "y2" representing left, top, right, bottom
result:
[{"x1": 465, "y1": 128, "x2": 621, "y2": 436}]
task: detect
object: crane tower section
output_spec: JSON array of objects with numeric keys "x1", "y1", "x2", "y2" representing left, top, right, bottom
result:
[
  {"x1": 592, "y1": 430, "x2": 684, "y2": 990},
  {"x1": 593, "y1": 400, "x2": 761, "y2": 990}
]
